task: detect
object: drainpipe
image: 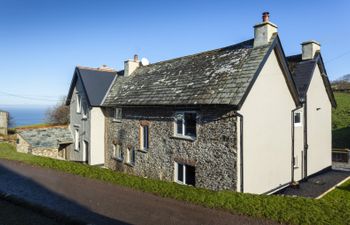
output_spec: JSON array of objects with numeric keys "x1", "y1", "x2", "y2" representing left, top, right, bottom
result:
[
  {"x1": 291, "y1": 106, "x2": 302, "y2": 184},
  {"x1": 303, "y1": 96, "x2": 308, "y2": 180},
  {"x1": 236, "y1": 112, "x2": 244, "y2": 193}
]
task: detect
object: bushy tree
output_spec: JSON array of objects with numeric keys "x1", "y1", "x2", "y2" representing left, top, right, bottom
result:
[{"x1": 46, "y1": 96, "x2": 69, "y2": 125}]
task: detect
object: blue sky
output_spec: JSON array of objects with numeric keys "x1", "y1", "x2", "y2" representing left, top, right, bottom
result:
[{"x1": 0, "y1": 0, "x2": 350, "y2": 106}]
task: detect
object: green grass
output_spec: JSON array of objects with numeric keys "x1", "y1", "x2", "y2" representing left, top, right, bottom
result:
[
  {"x1": 332, "y1": 92, "x2": 350, "y2": 148},
  {"x1": 0, "y1": 143, "x2": 349, "y2": 225}
]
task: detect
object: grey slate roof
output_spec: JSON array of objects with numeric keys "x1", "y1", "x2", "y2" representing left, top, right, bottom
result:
[
  {"x1": 103, "y1": 38, "x2": 275, "y2": 107},
  {"x1": 18, "y1": 127, "x2": 73, "y2": 148},
  {"x1": 287, "y1": 53, "x2": 336, "y2": 107},
  {"x1": 66, "y1": 67, "x2": 117, "y2": 107}
]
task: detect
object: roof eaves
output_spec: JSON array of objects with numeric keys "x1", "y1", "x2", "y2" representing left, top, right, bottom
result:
[{"x1": 235, "y1": 34, "x2": 278, "y2": 109}]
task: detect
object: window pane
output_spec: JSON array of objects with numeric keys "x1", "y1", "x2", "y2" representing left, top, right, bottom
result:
[
  {"x1": 131, "y1": 148, "x2": 135, "y2": 164},
  {"x1": 115, "y1": 108, "x2": 122, "y2": 120},
  {"x1": 185, "y1": 113, "x2": 196, "y2": 137},
  {"x1": 112, "y1": 144, "x2": 116, "y2": 157},
  {"x1": 294, "y1": 113, "x2": 301, "y2": 124},
  {"x1": 185, "y1": 165, "x2": 196, "y2": 186},
  {"x1": 176, "y1": 119, "x2": 183, "y2": 135},
  {"x1": 143, "y1": 126, "x2": 149, "y2": 149},
  {"x1": 177, "y1": 163, "x2": 183, "y2": 182}
]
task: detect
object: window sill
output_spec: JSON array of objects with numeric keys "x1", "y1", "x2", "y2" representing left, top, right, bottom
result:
[
  {"x1": 125, "y1": 162, "x2": 135, "y2": 167},
  {"x1": 138, "y1": 149, "x2": 148, "y2": 153},
  {"x1": 112, "y1": 157, "x2": 123, "y2": 162},
  {"x1": 112, "y1": 119, "x2": 122, "y2": 123},
  {"x1": 171, "y1": 135, "x2": 196, "y2": 141}
]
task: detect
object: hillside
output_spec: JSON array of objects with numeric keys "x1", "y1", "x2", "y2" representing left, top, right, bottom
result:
[{"x1": 332, "y1": 92, "x2": 350, "y2": 148}]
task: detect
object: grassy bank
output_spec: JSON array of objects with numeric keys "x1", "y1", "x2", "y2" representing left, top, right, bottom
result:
[
  {"x1": 332, "y1": 92, "x2": 350, "y2": 148},
  {"x1": 0, "y1": 143, "x2": 349, "y2": 225}
]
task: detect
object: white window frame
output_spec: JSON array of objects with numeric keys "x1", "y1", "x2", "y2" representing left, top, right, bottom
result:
[
  {"x1": 113, "y1": 108, "x2": 122, "y2": 122},
  {"x1": 76, "y1": 94, "x2": 81, "y2": 114},
  {"x1": 82, "y1": 103, "x2": 88, "y2": 119},
  {"x1": 126, "y1": 146, "x2": 135, "y2": 165},
  {"x1": 174, "y1": 111, "x2": 197, "y2": 139},
  {"x1": 140, "y1": 125, "x2": 149, "y2": 151},
  {"x1": 294, "y1": 111, "x2": 302, "y2": 127},
  {"x1": 112, "y1": 143, "x2": 122, "y2": 160},
  {"x1": 174, "y1": 162, "x2": 186, "y2": 185},
  {"x1": 74, "y1": 129, "x2": 80, "y2": 151}
]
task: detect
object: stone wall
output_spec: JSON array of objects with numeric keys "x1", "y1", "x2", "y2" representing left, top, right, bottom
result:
[
  {"x1": 105, "y1": 106, "x2": 238, "y2": 191},
  {"x1": 16, "y1": 134, "x2": 31, "y2": 153},
  {"x1": 0, "y1": 111, "x2": 8, "y2": 136},
  {"x1": 31, "y1": 147, "x2": 59, "y2": 159}
]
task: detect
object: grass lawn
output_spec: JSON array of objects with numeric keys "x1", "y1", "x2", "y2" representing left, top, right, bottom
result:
[
  {"x1": 0, "y1": 143, "x2": 349, "y2": 225},
  {"x1": 333, "y1": 92, "x2": 350, "y2": 148}
]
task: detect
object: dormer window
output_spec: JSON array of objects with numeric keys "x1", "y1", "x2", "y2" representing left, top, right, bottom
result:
[{"x1": 174, "y1": 112, "x2": 197, "y2": 139}]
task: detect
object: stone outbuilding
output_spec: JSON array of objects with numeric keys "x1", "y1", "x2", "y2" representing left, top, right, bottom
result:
[
  {"x1": 16, "y1": 126, "x2": 73, "y2": 160},
  {"x1": 0, "y1": 110, "x2": 9, "y2": 136}
]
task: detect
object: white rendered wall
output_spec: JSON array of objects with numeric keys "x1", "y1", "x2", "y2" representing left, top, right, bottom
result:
[
  {"x1": 239, "y1": 50, "x2": 296, "y2": 194},
  {"x1": 306, "y1": 65, "x2": 332, "y2": 176},
  {"x1": 90, "y1": 107, "x2": 105, "y2": 165}
]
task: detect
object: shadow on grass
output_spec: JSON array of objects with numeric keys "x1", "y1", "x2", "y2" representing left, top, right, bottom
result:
[
  {"x1": 333, "y1": 127, "x2": 350, "y2": 149},
  {"x1": 0, "y1": 164, "x2": 130, "y2": 225}
]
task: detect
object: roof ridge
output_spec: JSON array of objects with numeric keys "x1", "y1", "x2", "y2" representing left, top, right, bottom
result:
[
  {"x1": 77, "y1": 65, "x2": 116, "y2": 72},
  {"x1": 136, "y1": 38, "x2": 254, "y2": 69}
]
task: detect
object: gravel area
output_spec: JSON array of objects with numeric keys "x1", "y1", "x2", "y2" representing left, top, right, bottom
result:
[{"x1": 276, "y1": 169, "x2": 350, "y2": 198}]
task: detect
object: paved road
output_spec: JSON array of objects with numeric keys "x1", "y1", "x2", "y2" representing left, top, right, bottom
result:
[
  {"x1": 0, "y1": 159, "x2": 280, "y2": 225},
  {"x1": 0, "y1": 198, "x2": 61, "y2": 225}
]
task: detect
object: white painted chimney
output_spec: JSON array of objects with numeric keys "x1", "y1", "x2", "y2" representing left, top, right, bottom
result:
[
  {"x1": 301, "y1": 40, "x2": 320, "y2": 60},
  {"x1": 124, "y1": 54, "x2": 140, "y2": 76},
  {"x1": 254, "y1": 12, "x2": 278, "y2": 48}
]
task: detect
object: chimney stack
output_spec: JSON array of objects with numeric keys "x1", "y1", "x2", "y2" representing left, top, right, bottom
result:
[
  {"x1": 124, "y1": 54, "x2": 140, "y2": 76},
  {"x1": 254, "y1": 12, "x2": 278, "y2": 48},
  {"x1": 301, "y1": 40, "x2": 320, "y2": 60}
]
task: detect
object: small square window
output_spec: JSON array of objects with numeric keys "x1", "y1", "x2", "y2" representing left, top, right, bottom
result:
[
  {"x1": 175, "y1": 162, "x2": 195, "y2": 186},
  {"x1": 294, "y1": 112, "x2": 302, "y2": 127},
  {"x1": 114, "y1": 108, "x2": 122, "y2": 122}
]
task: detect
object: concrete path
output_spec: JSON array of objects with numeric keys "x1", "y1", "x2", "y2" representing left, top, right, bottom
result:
[
  {"x1": 0, "y1": 159, "x2": 280, "y2": 225},
  {"x1": 276, "y1": 169, "x2": 350, "y2": 198}
]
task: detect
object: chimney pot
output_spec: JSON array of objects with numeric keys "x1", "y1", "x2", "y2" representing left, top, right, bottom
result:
[
  {"x1": 134, "y1": 54, "x2": 139, "y2": 62},
  {"x1": 253, "y1": 12, "x2": 277, "y2": 48},
  {"x1": 262, "y1": 12, "x2": 270, "y2": 22}
]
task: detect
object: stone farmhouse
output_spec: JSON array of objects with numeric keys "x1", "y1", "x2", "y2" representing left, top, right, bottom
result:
[{"x1": 66, "y1": 12, "x2": 336, "y2": 194}]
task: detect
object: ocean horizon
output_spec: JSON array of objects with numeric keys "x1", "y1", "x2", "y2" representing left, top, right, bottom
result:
[{"x1": 0, "y1": 105, "x2": 50, "y2": 128}]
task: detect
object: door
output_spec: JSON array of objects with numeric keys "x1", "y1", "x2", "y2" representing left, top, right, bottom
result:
[{"x1": 83, "y1": 140, "x2": 89, "y2": 163}]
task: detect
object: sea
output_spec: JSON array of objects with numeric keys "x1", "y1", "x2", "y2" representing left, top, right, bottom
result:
[{"x1": 0, "y1": 106, "x2": 49, "y2": 128}]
